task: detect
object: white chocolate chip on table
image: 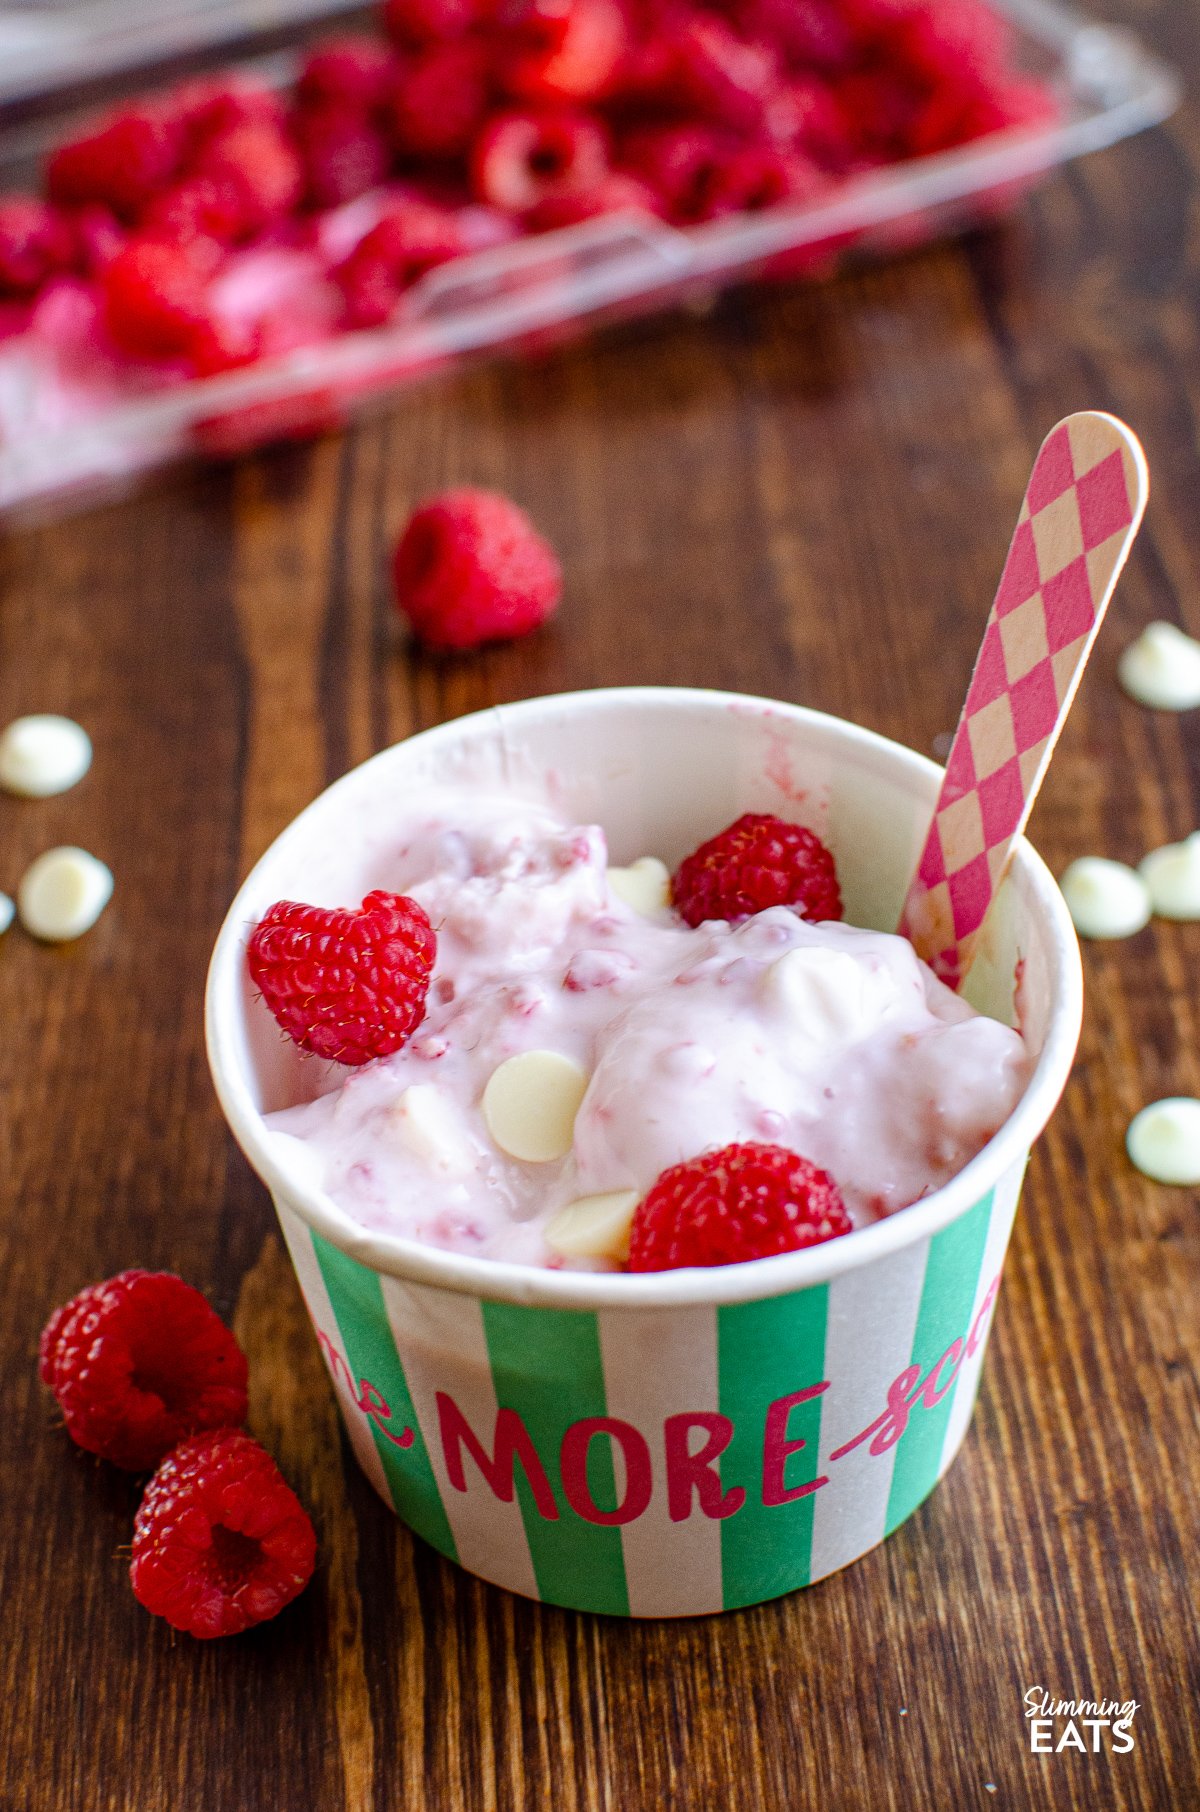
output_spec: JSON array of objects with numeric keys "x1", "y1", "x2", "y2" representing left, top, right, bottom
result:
[
  {"x1": 0, "y1": 715, "x2": 92, "y2": 797},
  {"x1": 17, "y1": 847, "x2": 113, "y2": 942},
  {"x1": 545, "y1": 1191, "x2": 640, "y2": 1262},
  {"x1": 0, "y1": 894, "x2": 13, "y2": 936},
  {"x1": 1059, "y1": 858, "x2": 1151, "y2": 940},
  {"x1": 1117, "y1": 622, "x2": 1200, "y2": 711},
  {"x1": 1127, "y1": 1098, "x2": 1200, "y2": 1186},
  {"x1": 1139, "y1": 835, "x2": 1200, "y2": 920},
  {"x1": 607, "y1": 857, "x2": 670, "y2": 916},
  {"x1": 483, "y1": 1050, "x2": 589, "y2": 1162}
]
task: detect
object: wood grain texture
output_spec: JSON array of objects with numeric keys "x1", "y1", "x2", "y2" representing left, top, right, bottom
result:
[{"x1": 2, "y1": 5, "x2": 1199, "y2": 1806}]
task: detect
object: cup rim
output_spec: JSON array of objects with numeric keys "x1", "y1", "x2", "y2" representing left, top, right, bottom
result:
[{"x1": 206, "y1": 686, "x2": 1083, "y2": 1310}]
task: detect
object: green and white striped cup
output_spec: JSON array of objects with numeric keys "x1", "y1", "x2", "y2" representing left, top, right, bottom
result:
[{"x1": 207, "y1": 688, "x2": 1082, "y2": 1616}]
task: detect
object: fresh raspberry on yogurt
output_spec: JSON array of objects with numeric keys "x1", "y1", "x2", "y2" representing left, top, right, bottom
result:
[
  {"x1": 672, "y1": 812, "x2": 843, "y2": 927},
  {"x1": 248, "y1": 890, "x2": 436, "y2": 1065},
  {"x1": 628, "y1": 1142, "x2": 852, "y2": 1271}
]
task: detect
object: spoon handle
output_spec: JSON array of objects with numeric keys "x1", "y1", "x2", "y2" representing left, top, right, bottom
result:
[{"x1": 901, "y1": 411, "x2": 1148, "y2": 989}]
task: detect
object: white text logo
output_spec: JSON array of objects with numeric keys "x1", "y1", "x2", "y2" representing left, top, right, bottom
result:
[{"x1": 1024, "y1": 1687, "x2": 1139, "y2": 1754}]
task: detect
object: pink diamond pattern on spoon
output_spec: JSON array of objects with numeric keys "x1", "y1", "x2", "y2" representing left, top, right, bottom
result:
[{"x1": 901, "y1": 412, "x2": 1149, "y2": 989}]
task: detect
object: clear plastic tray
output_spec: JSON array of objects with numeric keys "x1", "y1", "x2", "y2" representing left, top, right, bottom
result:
[
  {"x1": 0, "y1": 0, "x2": 1179, "y2": 519},
  {"x1": 0, "y1": 0, "x2": 366, "y2": 110}
]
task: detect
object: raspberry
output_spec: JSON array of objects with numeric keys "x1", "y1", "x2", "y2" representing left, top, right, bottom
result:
[
  {"x1": 671, "y1": 812, "x2": 842, "y2": 927},
  {"x1": 370, "y1": 197, "x2": 468, "y2": 273},
  {"x1": 143, "y1": 178, "x2": 245, "y2": 247},
  {"x1": 524, "y1": 170, "x2": 658, "y2": 231},
  {"x1": 392, "y1": 487, "x2": 562, "y2": 649},
  {"x1": 336, "y1": 252, "x2": 404, "y2": 329},
  {"x1": 293, "y1": 107, "x2": 391, "y2": 209},
  {"x1": 390, "y1": 41, "x2": 491, "y2": 158},
  {"x1": 131, "y1": 1430, "x2": 316, "y2": 1638},
  {"x1": 702, "y1": 145, "x2": 821, "y2": 217},
  {"x1": 502, "y1": 0, "x2": 627, "y2": 103},
  {"x1": 172, "y1": 76, "x2": 288, "y2": 149},
  {"x1": 38, "y1": 1295, "x2": 81, "y2": 1387},
  {"x1": 385, "y1": 197, "x2": 469, "y2": 270},
  {"x1": 101, "y1": 238, "x2": 217, "y2": 361},
  {"x1": 740, "y1": 0, "x2": 856, "y2": 73},
  {"x1": 622, "y1": 123, "x2": 735, "y2": 223},
  {"x1": 385, "y1": 0, "x2": 476, "y2": 47},
  {"x1": 68, "y1": 203, "x2": 126, "y2": 277},
  {"x1": 842, "y1": 0, "x2": 928, "y2": 35},
  {"x1": 898, "y1": 0, "x2": 1011, "y2": 89},
  {"x1": 38, "y1": 1271, "x2": 249, "y2": 1470},
  {"x1": 765, "y1": 77, "x2": 856, "y2": 166},
  {"x1": 834, "y1": 70, "x2": 921, "y2": 155},
  {"x1": 671, "y1": 16, "x2": 778, "y2": 132},
  {"x1": 47, "y1": 107, "x2": 184, "y2": 222},
  {"x1": 472, "y1": 111, "x2": 609, "y2": 214},
  {"x1": 334, "y1": 198, "x2": 465, "y2": 325},
  {"x1": 248, "y1": 890, "x2": 436, "y2": 1064},
  {"x1": 297, "y1": 36, "x2": 399, "y2": 115},
  {"x1": 629, "y1": 1142, "x2": 852, "y2": 1271},
  {"x1": 903, "y1": 84, "x2": 978, "y2": 158},
  {"x1": 971, "y1": 78, "x2": 1061, "y2": 137},
  {"x1": 613, "y1": 27, "x2": 678, "y2": 104},
  {"x1": 907, "y1": 66, "x2": 1059, "y2": 159},
  {"x1": 0, "y1": 198, "x2": 75, "y2": 297},
  {"x1": 192, "y1": 123, "x2": 303, "y2": 238},
  {"x1": 190, "y1": 314, "x2": 262, "y2": 377}
]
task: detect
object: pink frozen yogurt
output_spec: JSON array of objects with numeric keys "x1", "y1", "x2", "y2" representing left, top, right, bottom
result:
[{"x1": 263, "y1": 786, "x2": 1031, "y2": 1271}]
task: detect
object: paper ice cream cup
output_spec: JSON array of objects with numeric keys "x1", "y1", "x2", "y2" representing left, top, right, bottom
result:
[{"x1": 206, "y1": 688, "x2": 1082, "y2": 1617}]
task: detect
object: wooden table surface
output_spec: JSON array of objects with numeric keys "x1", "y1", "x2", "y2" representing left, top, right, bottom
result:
[{"x1": 3, "y1": 6, "x2": 1199, "y2": 1808}]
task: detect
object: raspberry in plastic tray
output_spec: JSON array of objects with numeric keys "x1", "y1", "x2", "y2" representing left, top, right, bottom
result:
[{"x1": 0, "y1": 0, "x2": 1179, "y2": 518}]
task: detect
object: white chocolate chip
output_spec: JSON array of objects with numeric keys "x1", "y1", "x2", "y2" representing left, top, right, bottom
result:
[
  {"x1": 1117, "y1": 622, "x2": 1200, "y2": 711},
  {"x1": 763, "y1": 946, "x2": 878, "y2": 1043},
  {"x1": 1139, "y1": 834, "x2": 1200, "y2": 920},
  {"x1": 1126, "y1": 1098, "x2": 1200, "y2": 1185},
  {"x1": 17, "y1": 847, "x2": 113, "y2": 942},
  {"x1": 387, "y1": 1085, "x2": 474, "y2": 1175},
  {"x1": 607, "y1": 856, "x2": 671, "y2": 917},
  {"x1": 483, "y1": 1050, "x2": 588, "y2": 1162},
  {"x1": 545, "y1": 1190, "x2": 640, "y2": 1261},
  {"x1": 0, "y1": 894, "x2": 12, "y2": 936},
  {"x1": 1059, "y1": 857, "x2": 1151, "y2": 940},
  {"x1": 0, "y1": 715, "x2": 92, "y2": 797}
]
